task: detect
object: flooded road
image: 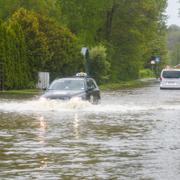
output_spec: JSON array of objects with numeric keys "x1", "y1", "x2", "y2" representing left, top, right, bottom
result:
[{"x1": 1, "y1": 81, "x2": 180, "y2": 179}]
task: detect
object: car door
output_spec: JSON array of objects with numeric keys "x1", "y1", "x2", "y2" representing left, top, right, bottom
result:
[{"x1": 86, "y1": 78, "x2": 99, "y2": 99}]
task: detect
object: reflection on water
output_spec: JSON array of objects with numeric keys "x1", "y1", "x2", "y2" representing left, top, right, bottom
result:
[
  {"x1": 73, "y1": 113, "x2": 80, "y2": 139},
  {"x1": 1, "y1": 84, "x2": 180, "y2": 179},
  {"x1": 37, "y1": 116, "x2": 47, "y2": 144}
]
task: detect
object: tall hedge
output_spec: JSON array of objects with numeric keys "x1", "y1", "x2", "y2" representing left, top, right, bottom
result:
[
  {"x1": 0, "y1": 8, "x2": 83, "y2": 89},
  {"x1": 0, "y1": 21, "x2": 30, "y2": 89}
]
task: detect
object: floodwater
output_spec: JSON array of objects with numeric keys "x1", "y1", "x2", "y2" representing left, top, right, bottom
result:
[{"x1": 1, "y1": 81, "x2": 180, "y2": 179}]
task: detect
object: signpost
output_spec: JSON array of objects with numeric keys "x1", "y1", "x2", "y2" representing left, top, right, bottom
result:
[
  {"x1": 81, "y1": 47, "x2": 90, "y2": 75},
  {"x1": 150, "y1": 56, "x2": 160, "y2": 78},
  {"x1": 155, "y1": 57, "x2": 160, "y2": 64},
  {"x1": 37, "y1": 72, "x2": 50, "y2": 89},
  {"x1": 81, "y1": 47, "x2": 88, "y2": 57}
]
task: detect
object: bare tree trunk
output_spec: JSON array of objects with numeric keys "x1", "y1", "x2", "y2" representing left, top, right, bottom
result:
[{"x1": 105, "y1": 1, "x2": 116, "y2": 40}]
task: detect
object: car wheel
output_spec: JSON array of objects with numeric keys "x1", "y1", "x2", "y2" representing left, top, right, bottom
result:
[{"x1": 89, "y1": 95, "x2": 99, "y2": 104}]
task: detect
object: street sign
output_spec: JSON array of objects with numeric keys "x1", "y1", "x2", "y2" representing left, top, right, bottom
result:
[
  {"x1": 155, "y1": 57, "x2": 160, "y2": 63},
  {"x1": 81, "y1": 47, "x2": 88, "y2": 56},
  {"x1": 37, "y1": 72, "x2": 50, "y2": 89},
  {"x1": 151, "y1": 60, "x2": 155, "y2": 65}
]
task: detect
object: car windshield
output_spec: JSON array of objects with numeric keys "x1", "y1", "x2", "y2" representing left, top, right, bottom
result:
[
  {"x1": 162, "y1": 71, "x2": 180, "y2": 78},
  {"x1": 49, "y1": 79, "x2": 85, "y2": 90}
]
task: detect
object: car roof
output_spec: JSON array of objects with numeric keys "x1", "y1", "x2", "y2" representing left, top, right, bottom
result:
[
  {"x1": 54, "y1": 77, "x2": 85, "y2": 81},
  {"x1": 162, "y1": 68, "x2": 180, "y2": 71},
  {"x1": 53, "y1": 76, "x2": 95, "y2": 82}
]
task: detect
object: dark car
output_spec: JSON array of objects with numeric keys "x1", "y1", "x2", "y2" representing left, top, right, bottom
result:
[{"x1": 40, "y1": 73, "x2": 101, "y2": 104}]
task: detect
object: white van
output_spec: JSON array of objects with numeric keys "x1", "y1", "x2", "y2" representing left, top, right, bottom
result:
[{"x1": 160, "y1": 69, "x2": 180, "y2": 89}]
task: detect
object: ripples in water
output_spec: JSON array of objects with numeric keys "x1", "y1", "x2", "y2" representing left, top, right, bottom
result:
[{"x1": 1, "y1": 85, "x2": 180, "y2": 179}]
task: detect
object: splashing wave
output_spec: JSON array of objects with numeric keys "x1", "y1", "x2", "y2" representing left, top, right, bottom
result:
[{"x1": 1, "y1": 97, "x2": 180, "y2": 115}]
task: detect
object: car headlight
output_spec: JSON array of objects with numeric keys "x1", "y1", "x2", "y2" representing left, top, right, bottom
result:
[{"x1": 39, "y1": 96, "x2": 47, "y2": 101}]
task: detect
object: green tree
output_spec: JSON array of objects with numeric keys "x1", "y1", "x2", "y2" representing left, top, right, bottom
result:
[
  {"x1": 171, "y1": 42, "x2": 180, "y2": 65},
  {"x1": 0, "y1": 21, "x2": 30, "y2": 89},
  {"x1": 0, "y1": 0, "x2": 168, "y2": 89},
  {"x1": 167, "y1": 25, "x2": 180, "y2": 65},
  {"x1": 59, "y1": 0, "x2": 168, "y2": 81},
  {"x1": 9, "y1": 8, "x2": 51, "y2": 83},
  {"x1": 0, "y1": 8, "x2": 83, "y2": 89},
  {"x1": 167, "y1": 25, "x2": 180, "y2": 50},
  {"x1": 37, "y1": 14, "x2": 83, "y2": 79},
  {"x1": 89, "y1": 45, "x2": 110, "y2": 84},
  {"x1": 0, "y1": 0, "x2": 61, "y2": 21},
  {"x1": 105, "y1": 0, "x2": 167, "y2": 80},
  {"x1": 59, "y1": 0, "x2": 107, "y2": 45}
]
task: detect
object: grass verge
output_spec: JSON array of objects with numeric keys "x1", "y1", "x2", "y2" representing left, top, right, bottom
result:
[
  {"x1": 0, "y1": 89, "x2": 41, "y2": 95},
  {"x1": 100, "y1": 79, "x2": 153, "y2": 91}
]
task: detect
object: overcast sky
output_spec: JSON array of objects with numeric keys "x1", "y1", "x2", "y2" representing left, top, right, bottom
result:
[{"x1": 166, "y1": 0, "x2": 180, "y2": 26}]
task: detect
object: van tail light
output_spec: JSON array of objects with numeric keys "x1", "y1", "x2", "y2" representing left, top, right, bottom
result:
[{"x1": 160, "y1": 77, "x2": 162, "y2": 81}]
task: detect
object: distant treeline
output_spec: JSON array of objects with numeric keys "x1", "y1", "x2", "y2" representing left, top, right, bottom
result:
[
  {"x1": 0, "y1": 0, "x2": 168, "y2": 89},
  {"x1": 167, "y1": 25, "x2": 180, "y2": 66}
]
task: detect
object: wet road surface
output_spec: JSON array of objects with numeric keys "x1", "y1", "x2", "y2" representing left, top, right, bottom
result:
[{"x1": 0, "y1": 81, "x2": 180, "y2": 179}]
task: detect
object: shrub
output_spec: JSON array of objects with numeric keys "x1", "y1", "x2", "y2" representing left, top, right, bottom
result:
[
  {"x1": 139, "y1": 69, "x2": 154, "y2": 78},
  {"x1": 89, "y1": 45, "x2": 110, "y2": 84}
]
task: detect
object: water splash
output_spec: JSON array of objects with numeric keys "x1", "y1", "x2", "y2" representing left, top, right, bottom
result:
[
  {"x1": 0, "y1": 97, "x2": 92, "y2": 114},
  {"x1": 0, "y1": 97, "x2": 180, "y2": 115}
]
